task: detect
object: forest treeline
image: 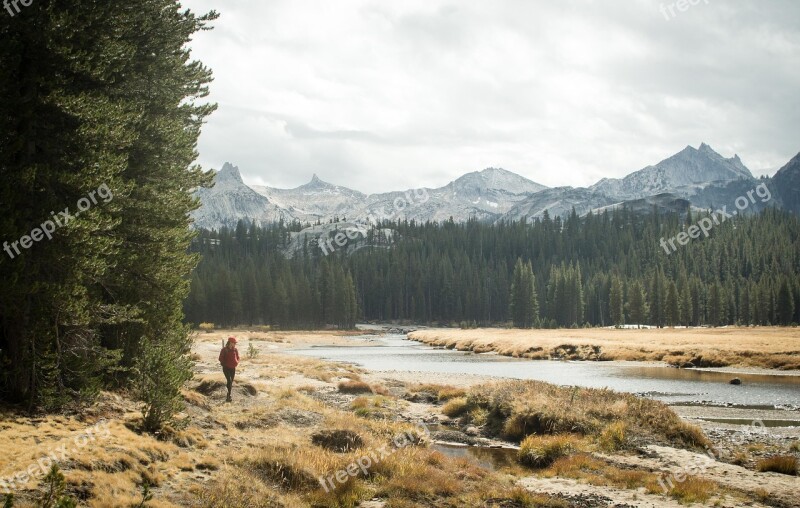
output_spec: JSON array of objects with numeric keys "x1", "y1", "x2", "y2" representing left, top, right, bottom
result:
[
  {"x1": 0, "y1": 1, "x2": 215, "y2": 424},
  {"x1": 185, "y1": 207, "x2": 800, "y2": 329}
]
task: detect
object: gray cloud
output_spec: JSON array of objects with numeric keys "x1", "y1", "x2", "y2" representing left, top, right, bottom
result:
[{"x1": 186, "y1": 0, "x2": 800, "y2": 193}]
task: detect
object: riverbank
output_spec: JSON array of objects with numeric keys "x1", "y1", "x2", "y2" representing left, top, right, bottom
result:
[
  {"x1": 408, "y1": 326, "x2": 800, "y2": 370},
  {"x1": 1, "y1": 329, "x2": 797, "y2": 507}
]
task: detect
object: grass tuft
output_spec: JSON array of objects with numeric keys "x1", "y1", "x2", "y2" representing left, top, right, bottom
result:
[
  {"x1": 668, "y1": 476, "x2": 718, "y2": 504},
  {"x1": 311, "y1": 430, "x2": 363, "y2": 453},
  {"x1": 442, "y1": 397, "x2": 470, "y2": 418},
  {"x1": 338, "y1": 380, "x2": 374, "y2": 394},
  {"x1": 518, "y1": 434, "x2": 581, "y2": 468},
  {"x1": 756, "y1": 455, "x2": 798, "y2": 476},
  {"x1": 598, "y1": 421, "x2": 627, "y2": 452}
]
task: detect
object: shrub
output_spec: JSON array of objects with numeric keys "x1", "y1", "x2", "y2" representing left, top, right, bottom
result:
[
  {"x1": 247, "y1": 341, "x2": 260, "y2": 360},
  {"x1": 38, "y1": 465, "x2": 77, "y2": 508},
  {"x1": 518, "y1": 434, "x2": 580, "y2": 468},
  {"x1": 134, "y1": 332, "x2": 193, "y2": 432},
  {"x1": 756, "y1": 455, "x2": 798, "y2": 476},
  {"x1": 198, "y1": 322, "x2": 215, "y2": 333}
]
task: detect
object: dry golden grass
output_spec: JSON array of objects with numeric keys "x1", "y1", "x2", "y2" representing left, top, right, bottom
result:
[
  {"x1": 540, "y1": 448, "x2": 760, "y2": 506},
  {"x1": 193, "y1": 466, "x2": 293, "y2": 508},
  {"x1": 518, "y1": 435, "x2": 582, "y2": 468},
  {"x1": 441, "y1": 397, "x2": 470, "y2": 418},
  {"x1": 350, "y1": 395, "x2": 398, "y2": 420},
  {"x1": 0, "y1": 409, "x2": 197, "y2": 508},
  {"x1": 756, "y1": 455, "x2": 798, "y2": 476},
  {"x1": 8, "y1": 328, "x2": 777, "y2": 507},
  {"x1": 597, "y1": 421, "x2": 628, "y2": 452},
  {"x1": 195, "y1": 410, "x2": 561, "y2": 508},
  {"x1": 454, "y1": 380, "x2": 710, "y2": 449},
  {"x1": 409, "y1": 327, "x2": 800, "y2": 369},
  {"x1": 181, "y1": 388, "x2": 210, "y2": 410},
  {"x1": 337, "y1": 380, "x2": 374, "y2": 394},
  {"x1": 196, "y1": 329, "x2": 375, "y2": 349},
  {"x1": 667, "y1": 476, "x2": 719, "y2": 504},
  {"x1": 543, "y1": 454, "x2": 663, "y2": 492},
  {"x1": 405, "y1": 383, "x2": 467, "y2": 402},
  {"x1": 247, "y1": 353, "x2": 363, "y2": 383},
  {"x1": 437, "y1": 387, "x2": 467, "y2": 401}
]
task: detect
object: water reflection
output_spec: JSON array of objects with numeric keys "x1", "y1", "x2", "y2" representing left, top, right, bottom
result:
[{"x1": 431, "y1": 443, "x2": 517, "y2": 471}]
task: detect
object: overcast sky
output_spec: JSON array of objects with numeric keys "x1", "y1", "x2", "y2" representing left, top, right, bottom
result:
[{"x1": 186, "y1": 0, "x2": 800, "y2": 194}]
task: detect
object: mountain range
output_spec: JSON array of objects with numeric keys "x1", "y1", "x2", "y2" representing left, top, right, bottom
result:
[{"x1": 191, "y1": 144, "x2": 800, "y2": 231}]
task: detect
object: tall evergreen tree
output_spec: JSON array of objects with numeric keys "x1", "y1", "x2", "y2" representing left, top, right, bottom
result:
[
  {"x1": 510, "y1": 258, "x2": 538, "y2": 328},
  {"x1": 666, "y1": 281, "x2": 680, "y2": 327},
  {"x1": 0, "y1": 1, "x2": 216, "y2": 417},
  {"x1": 609, "y1": 276, "x2": 624, "y2": 327},
  {"x1": 628, "y1": 281, "x2": 648, "y2": 328},
  {"x1": 776, "y1": 279, "x2": 795, "y2": 325}
]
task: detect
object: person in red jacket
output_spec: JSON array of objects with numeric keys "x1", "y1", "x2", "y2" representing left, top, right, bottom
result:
[{"x1": 219, "y1": 336, "x2": 240, "y2": 402}]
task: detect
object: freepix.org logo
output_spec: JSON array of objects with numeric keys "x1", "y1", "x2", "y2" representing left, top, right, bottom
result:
[
  {"x1": 3, "y1": 183, "x2": 114, "y2": 260},
  {"x1": 4, "y1": 0, "x2": 34, "y2": 17},
  {"x1": 659, "y1": 182, "x2": 771, "y2": 255}
]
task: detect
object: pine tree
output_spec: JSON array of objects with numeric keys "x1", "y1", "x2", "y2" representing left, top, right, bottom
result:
[
  {"x1": 777, "y1": 279, "x2": 795, "y2": 325},
  {"x1": 708, "y1": 281, "x2": 725, "y2": 327},
  {"x1": 679, "y1": 284, "x2": 693, "y2": 326},
  {"x1": 510, "y1": 259, "x2": 538, "y2": 328},
  {"x1": 0, "y1": 1, "x2": 216, "y2": 413},
  {"x1": 628, "y1": 281, "x2": 648, "y2": 329},
  {"x1": 666, "y1": 281, "x2": 680, "y2": 327},
  {"x1": 609, "y1": 277, "x2": 624, "y2": 327},
  {"x1": 649, "y1": 268, "x2": 667, "y2": 327}
]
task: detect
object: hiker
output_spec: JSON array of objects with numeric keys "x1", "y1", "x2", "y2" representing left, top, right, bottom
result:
[{"x1": 219, "y1": 336, "x2": 240, "y2": 402}]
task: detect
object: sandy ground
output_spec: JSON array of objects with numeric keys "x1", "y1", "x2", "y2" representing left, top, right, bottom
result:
[
  {"x1": 408, "y1": 326, "x2": 800, "y2": 370},
  {"x1": 517, "y1": 476, "x2": 692, "y2": 508},
  {"x1": 601, "y1": 445, "x2": 800, "y2": 507}
]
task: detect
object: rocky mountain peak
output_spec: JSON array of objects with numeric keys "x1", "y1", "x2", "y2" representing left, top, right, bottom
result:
[
  {"x1": 772, "y1": 152, "x2": 800, "y2": 214},
  {"x1": 218, "y1": 162, "x2": 243, "y2": 183},
  {"x1": 451, "y1": 167, "x2": 547, "y2": 195}
]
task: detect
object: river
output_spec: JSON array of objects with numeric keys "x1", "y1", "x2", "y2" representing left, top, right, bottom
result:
[{"x1": 290, "y1": 333, "x2": 800, "y2": 409}]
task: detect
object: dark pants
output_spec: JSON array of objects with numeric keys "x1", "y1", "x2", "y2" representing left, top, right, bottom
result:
[{"x1": 223, "y1": 367, "x2": 236, "y2": 396}]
